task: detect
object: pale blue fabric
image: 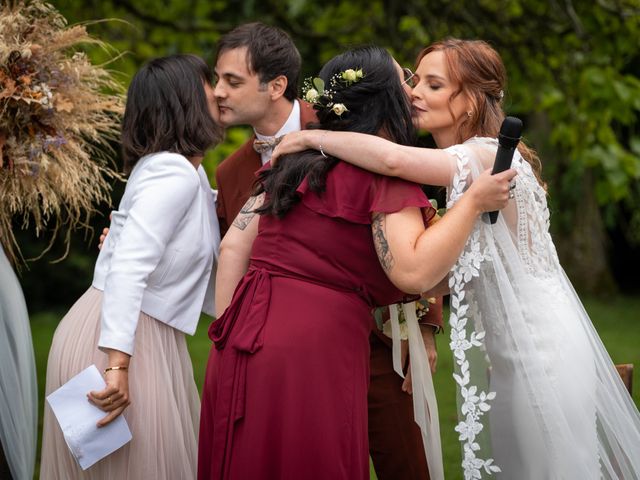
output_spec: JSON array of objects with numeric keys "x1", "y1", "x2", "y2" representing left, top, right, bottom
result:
[{"x1": 0, "y1": 245, "x2": 37, "y2": 480}]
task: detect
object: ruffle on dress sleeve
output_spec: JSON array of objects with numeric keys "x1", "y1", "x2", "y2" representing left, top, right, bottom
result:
[{"x1": 296, "y1": 161, "x2": 435, "y2": 224}]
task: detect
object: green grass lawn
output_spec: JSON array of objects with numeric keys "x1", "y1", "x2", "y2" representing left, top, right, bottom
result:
[{"x1": 30, "y1": 295, "x2": 640, "y2": 479}]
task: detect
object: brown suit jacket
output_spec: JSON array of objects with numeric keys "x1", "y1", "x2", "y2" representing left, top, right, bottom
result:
[{"x1": 215, "y1": 100, "x2": 318, "y2": 236}]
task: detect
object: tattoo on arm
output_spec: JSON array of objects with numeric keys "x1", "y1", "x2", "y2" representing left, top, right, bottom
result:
[
  {"x1": 372, "y1": 212, "x2": 395, "y2": 273},
  {"x1": 232, "y1": 195, "x2": 259, "y2": 231}
]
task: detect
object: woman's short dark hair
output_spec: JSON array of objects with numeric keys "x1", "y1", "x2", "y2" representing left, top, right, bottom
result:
[
  {"x1": 121, "y1": 54, "x2": 223, "y2": 172},
  {"x1": 256, "y1": 45, "x2": 416, "y2": 217},
  {"x1": 216, "y1": 22, "x2": 301, "y2": 101}
]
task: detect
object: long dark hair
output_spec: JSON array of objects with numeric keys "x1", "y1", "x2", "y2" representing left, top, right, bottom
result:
[
  {"x1": 256, "y1": 46, "x2": 416, "y2": 218},
  {"x1": 121, "y1": 54, "x2": 223, "y2": 173}
]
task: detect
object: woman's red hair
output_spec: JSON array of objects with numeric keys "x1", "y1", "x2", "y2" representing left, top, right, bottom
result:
[{"x1": 417, "y1": 38, "x2": 543, "y2": 184}]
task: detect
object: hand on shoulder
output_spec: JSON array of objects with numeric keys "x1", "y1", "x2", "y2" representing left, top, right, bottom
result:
[{"x1": 271, "y1": 130, "x2": 322, "y2": 165}]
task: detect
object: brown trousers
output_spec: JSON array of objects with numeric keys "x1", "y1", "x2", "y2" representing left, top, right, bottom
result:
[{"x1": 368, "y1": 330, "x2": 430, "y2": 480}]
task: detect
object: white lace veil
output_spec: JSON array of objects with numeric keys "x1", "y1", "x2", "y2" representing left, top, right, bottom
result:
[
  {"x1": 0, "y1": 245, "x2": 37, "y2": 480},
  {"x1": 444, "y1": 138, "x2": 640, "y2": 479}
]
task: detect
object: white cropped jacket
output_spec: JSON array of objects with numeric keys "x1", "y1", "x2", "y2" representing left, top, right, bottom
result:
[{"x1": 92, "y1": 152, "x2": 220, "y2": 355}]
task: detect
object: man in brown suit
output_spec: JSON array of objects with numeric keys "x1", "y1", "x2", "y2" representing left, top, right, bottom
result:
[{"x1": 213, "y1": 22, "x2": 443, "y2": 480}]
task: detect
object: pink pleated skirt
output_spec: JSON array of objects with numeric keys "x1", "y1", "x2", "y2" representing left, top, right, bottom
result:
[{"x1": 40, "y1": 287, "x2": 200, "y2": 479}]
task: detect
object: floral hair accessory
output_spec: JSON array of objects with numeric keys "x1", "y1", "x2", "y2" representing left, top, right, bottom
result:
[
  {"x1": 331, "y1": 103, "x2": 348, "y2": 116},
  {"x1": 302, "y1": 68, "x2": 364, "y2": 117},
  {"x1": 340, "y1": 68, "x2": 363, "y2": 85},
  {"x1": 0, "y1": 0, "x2": 124, "y2": 265}
]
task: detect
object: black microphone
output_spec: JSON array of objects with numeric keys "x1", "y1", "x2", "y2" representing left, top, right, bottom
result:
[{"x1": 488, "y1": 116, "x2": 523, "y2": 224}]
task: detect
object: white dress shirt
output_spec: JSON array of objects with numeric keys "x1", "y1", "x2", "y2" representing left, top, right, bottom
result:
[
  {"x1": 92, "y1": 152, "x2": 220, "y2": 355},
  {"x1": 254, "y1": 99, "x2": 301, "y2": 164}
]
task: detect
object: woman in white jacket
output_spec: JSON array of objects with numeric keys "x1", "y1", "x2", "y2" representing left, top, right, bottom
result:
[{"x1": 40, "y1": 54, "x2": 223, "y2": 479}]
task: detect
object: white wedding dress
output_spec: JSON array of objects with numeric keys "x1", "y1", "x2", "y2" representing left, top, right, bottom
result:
[{"x1": 444, "y1": 137, "x2": 640, "y2": 479}]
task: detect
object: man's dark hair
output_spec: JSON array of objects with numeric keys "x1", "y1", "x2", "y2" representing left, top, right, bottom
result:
[
  {"x1": 121, "y1": 54, "x2": 223, "y2": 172},
  {"x1": 216, "y1": 22, "x2": 301, "y2": 101},
  {"x1": 256, "y1": 45, "x2": 416, "y2": 217}
]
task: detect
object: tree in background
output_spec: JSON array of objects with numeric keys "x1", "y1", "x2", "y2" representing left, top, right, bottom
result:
[{"x1": 20, "y1": 0, "x2": 640, "y2": 307}]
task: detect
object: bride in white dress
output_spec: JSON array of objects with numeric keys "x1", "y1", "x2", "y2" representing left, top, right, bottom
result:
[
  {"x1": 445, "y1": 136, "x2": 607, "y2": 478},
  {"x1": 272, "y1": 38, "x2": 640, "y2": 479}
]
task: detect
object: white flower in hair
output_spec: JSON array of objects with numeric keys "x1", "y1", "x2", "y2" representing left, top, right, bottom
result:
[
  {"x1": 305, "y1": 88, "x2": 319, "y2": 103},
  {"x1": 331, "y1": 103, "x2": 348, "y2": 116},
  {"x1": 341, "y1": 68, "x2": 364, "y2": 84},
  {"x1": 301, "y1": 68, "x2": 364, "y2": 117},
  {"x1": 342, "y1": 69, "x2": 357, "y2": 82}
]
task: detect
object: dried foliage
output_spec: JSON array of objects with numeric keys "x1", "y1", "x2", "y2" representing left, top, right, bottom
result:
[{"x1": 0, "y1": 0, "x2": 124, "y2": 266}]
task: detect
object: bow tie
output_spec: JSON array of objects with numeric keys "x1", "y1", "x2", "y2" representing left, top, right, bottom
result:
[{"x1": 253, "y1": 136, "x2": 283, "y2": 155}]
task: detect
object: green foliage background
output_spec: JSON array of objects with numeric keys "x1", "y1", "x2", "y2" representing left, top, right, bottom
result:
[
  {"x1": 15, "y1": 0, "x2": 640, "y2": 309},
  {"x1": 9, "y1": 2, "x2": 640, "y2": 477}
]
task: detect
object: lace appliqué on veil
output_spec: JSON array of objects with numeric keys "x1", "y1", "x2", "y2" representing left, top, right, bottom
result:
[
  {"x1": 446, "y1": 145, "x2": 501, "y2": 479},
  {"x1": 512, "y1": 158, "x2": 560, "y2": 279}
]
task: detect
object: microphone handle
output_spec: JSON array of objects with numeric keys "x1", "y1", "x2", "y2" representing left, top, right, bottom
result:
[{"x1": 488, "y1": 145, "x2": 515, "y2": 224}]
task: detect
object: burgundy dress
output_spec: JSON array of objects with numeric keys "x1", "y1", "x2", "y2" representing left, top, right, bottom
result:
[{"x1": 198, "y1": 161, "x2": 432, "y2": 480}]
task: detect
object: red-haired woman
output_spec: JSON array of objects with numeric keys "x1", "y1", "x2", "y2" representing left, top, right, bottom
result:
[{"x1": 273, "y1": 38, "x2": 640, "y2": 480}]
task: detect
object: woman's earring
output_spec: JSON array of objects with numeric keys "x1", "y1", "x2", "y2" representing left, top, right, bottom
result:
[{"x1": 467, "y1": 110, "x2": 473, "y2": 118}]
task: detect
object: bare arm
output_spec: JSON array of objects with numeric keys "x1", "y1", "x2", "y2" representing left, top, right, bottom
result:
[
  {"x1": 372, "y1": 168, "x2": 516, "y2": 294},
  {"x1": 422, "y1": 277, "x2": 450, "y2": 297},
  {"x1": 272, "y1": 130, "x2": 454, "y2": 186},
  {"x1": 214, "y1": 194, "x2": 263, "y2": 318}
]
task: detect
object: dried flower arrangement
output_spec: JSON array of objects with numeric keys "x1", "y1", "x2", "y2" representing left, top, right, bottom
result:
[{"x1": 0, "y1": 0, "x2": 124, "y2": 266}]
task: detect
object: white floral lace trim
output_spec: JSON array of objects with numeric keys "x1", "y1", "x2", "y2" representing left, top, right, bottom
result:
[
  {"x1": 459, "y1": 137, "x2": 560, "y2": 280},
  {"x1": 503, "y1": 148, "x2": 560, "y2": 279},
  {"x1": 446, "y1": 145, "x2": 501, "y2": 479}
]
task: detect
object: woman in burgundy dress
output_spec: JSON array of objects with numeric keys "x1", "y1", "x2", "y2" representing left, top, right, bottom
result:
[{"x1": 198, "y1": 46, "x2": 515, "y2": 480}]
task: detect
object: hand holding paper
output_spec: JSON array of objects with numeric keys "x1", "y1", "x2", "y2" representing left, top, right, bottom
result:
[
  {"x1": 88, "y1": 348, "x2": 131, "y2": 427},
  {"x1": 46, "y1": 365, "x2": 132, "y2": 470}
]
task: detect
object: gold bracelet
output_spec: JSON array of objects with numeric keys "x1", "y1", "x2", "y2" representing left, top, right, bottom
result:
[{"x1": 104, "y1": 366, "x2": 128, "y2": 374}]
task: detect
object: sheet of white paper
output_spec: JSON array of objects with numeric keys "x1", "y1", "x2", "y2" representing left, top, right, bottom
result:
[{"x1": 46, "y1": 364, "x2": 132, "y2": 470}]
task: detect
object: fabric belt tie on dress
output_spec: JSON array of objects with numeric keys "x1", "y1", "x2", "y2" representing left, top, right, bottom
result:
[
  {"x1": 207, "y1": 265, "x2": 375, "y2": 479},
  {"x1": 208, "y1": 267, "x2": 272, "y2": 479},
  {"x1": 209, "y1": 266, "x2": 272, "y2": 354}
]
